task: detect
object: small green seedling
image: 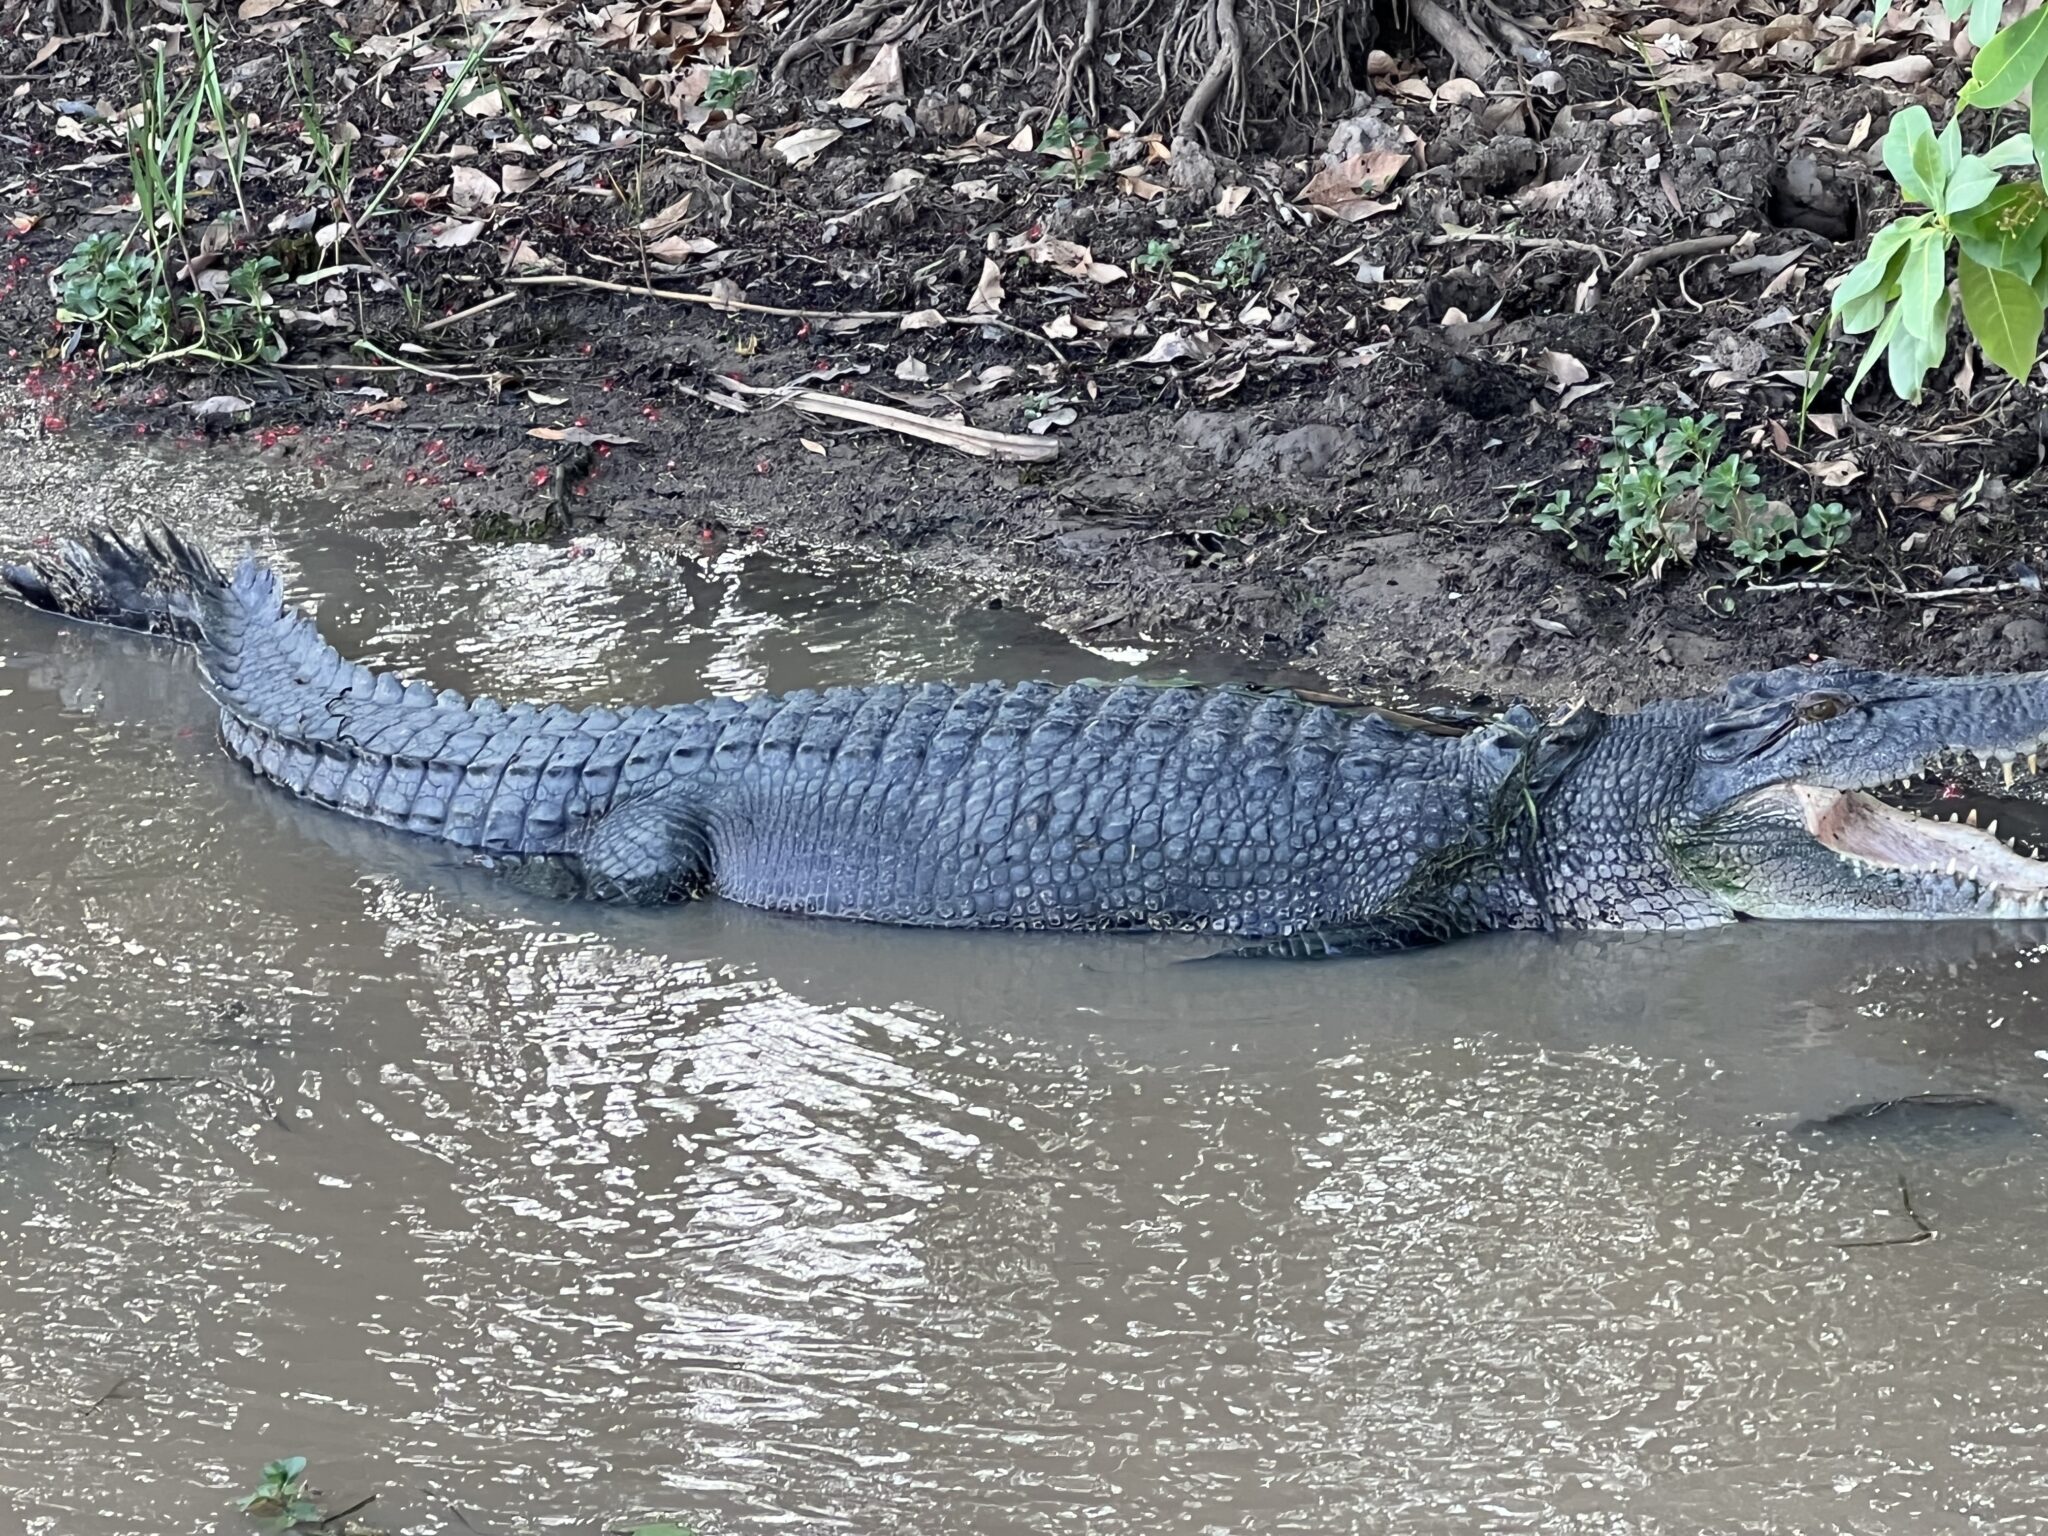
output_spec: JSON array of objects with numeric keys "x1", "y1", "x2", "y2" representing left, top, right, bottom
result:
[
  {"x1": 704, "y1": 66, "x2": 754, "y2": 113},
  {"x1": 1533, "y1": 406, "x2": 1852, "y2": 579},
  {"x1": 1133, "y1": 237, "x2": 1178, "y2": 275},
  {"x1": 240, "y1": 1457, "x2": 321, "y2": 1531},
  {"x1": 1039, "y1": 115, "x2": 1110, "y2": 185},
  {"x1": 1211, "y1": 233, "x2": 1265, "y2": 289}
]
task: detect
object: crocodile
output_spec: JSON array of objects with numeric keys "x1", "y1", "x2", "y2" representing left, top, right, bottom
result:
[{"x1": 10, "y1": 523, "x2": 2048, "y2": 953}]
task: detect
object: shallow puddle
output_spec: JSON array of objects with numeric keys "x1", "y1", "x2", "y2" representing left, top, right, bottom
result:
[{"x1": 3, "y1": 428, "x2": 2048, "y2": 1534}]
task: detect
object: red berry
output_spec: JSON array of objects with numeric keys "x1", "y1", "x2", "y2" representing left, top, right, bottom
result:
[
  {"x1": 439, "y1": 495, "x2": 455, "y2": 510},
  {"x1": 530, "y1": 467, "x2": 551, "y2": 487}
]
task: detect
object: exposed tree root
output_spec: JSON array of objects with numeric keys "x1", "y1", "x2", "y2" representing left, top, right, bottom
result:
[
  {"x1": 1408, "y1": 0, "x2": 1503, "y2": 85},
  {"x1": 1048, "y1": 0, "x2": 1104, "y2": 122},
  {"x1": 1174, "y1": 0, "x2": 1242, "y2": 144},
  {"x1": 768, "y1": 0, "x2": 1534, "y2": 152}
]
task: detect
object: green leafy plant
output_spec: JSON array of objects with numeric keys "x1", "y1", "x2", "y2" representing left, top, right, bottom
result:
[
  {"x1": 1836, "y1": 0, "x2": 2048, "y2": 400},
  {"x1": 1133, "y1": 236, "x2": 1178, "y2": 275},
  {"x1": 1533, "y1": 407, "x2": 1852, "y2": 578},
  {"x1": 1211, "y1": 233, "x2": 1266, "y2": 289},
  {"x1": 58, "y1": 232, "x2": 285, "y2": 364},
  {"x1": 1039, "y1": 115, "x2": 1110, "y2": 185},
  {"x1": 704, "y1": 66, "x2": 754, "y2": 112},
  {"x1": 239, "y1": 1457, "x2": 321, "y2": 1531}
]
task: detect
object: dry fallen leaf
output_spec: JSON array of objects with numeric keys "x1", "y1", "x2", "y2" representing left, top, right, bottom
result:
[
  {"x1": 449, "y1": 165, "x2": 499, "y2": 212},
  {"x1": 800, "y1": 437, "x2": 828, "y2": 455},
  {"x1": 637, "y1": 193, "x2": 692, "y2": 236},
  {"x1": 527, "y1": 389, "x2": 569, "y2": 406},
  {"x1": 899, "y1": 308, "x2": 947, "y2": 330},
  {"x1": 967, "y1": 258, "x2": 1006, "y2": 315},
  {"x1": 237, "y1": 0, "x2": 300, "y2": 16},
  {"x1": 429, "y1": 219, "x2": 485, "y2": 248},
  {"x1": 1215, "y1": 186, "x2": 1251, "y2": 217},
  {"x1": 1006, "y1": 123, "x2": 1036, "y2": 152},
  {"x1": 504, "y1": 237, "x2": 554, "y2": 272},
  {"x1": 773, "y1": 125, "x2": 842, "y2": 167},
  {"x1": 1117, "y1": 169, "x2": 1168, "y2": 200},
  {"x1": 1013, "y1": 236, "x2": 1126, "y2": 285},
  {"x1": 1539, "y1": 349, "x2": 1590, "y2": 388},
  {"x1": 1131, "y1": 331, "x2": 1202, "y2": 364},
  {"x1": 1297, "y1": 151, "x2": 1409, "y2": 222},
  {"x1": 1809, "y1": 457, "x2": 1864, "y2": 487},
  {"x1": 185, "y1": 394, "x2": 255, "y2": 417},
  {"x1": 1044, "y1": 313, "x2": 1078, "y2": 340},
  {"x1": 529, "y1": 426, "x2": 642, "y2": 445},
  {"x1": 835, "y1": 41, "x2": 904, "y2": 109},
  {"x1": 896, "y1": 356, "x2": 930, "y2": 382},
  {"x1": 1854, "y1": 54, "x2": 1933, "y2": 83},
  {"x1": 646, "y1": 234, "x2": 719, "y2": 262}
]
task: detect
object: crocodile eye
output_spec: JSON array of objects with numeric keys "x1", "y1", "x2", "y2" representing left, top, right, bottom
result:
[{"x1": 1800, "y1": 695, "x2": 1846, "y2": 723}]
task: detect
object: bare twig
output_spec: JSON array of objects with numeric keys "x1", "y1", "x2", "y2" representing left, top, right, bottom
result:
[
  {"x1": 716, "y1": 377, "x2": 1061, "y2": 461},
  {"x1": 1743, "y1": 577, "x2": 2039, "y2": 602},
  {"x1": 1615, "y1": 233, "x2": 1746, "y2": 284},
  {"x1": 1832, "y1": 1177, "x2": 1935, "y2": 1248},
  {"x1": 420, "y1": 291, "x2": 521, "y2": 332},
  {"x1": 318, "y1": 1493, "x2": 379, "y2": 1527}
]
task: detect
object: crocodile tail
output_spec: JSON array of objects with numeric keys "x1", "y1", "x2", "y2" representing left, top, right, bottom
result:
[{"x1": 1, "y1": 522, "x2": 219, "y2": 640}]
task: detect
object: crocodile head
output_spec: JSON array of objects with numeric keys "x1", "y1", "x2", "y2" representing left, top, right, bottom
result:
[{"x1": 1658, "y1": 665, "x2": 2048, "y2": 922}]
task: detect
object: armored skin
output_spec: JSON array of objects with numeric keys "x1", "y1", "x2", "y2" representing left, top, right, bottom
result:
[{"x1": 11, "y1": 525, "x2": 2048, "y2": 952}]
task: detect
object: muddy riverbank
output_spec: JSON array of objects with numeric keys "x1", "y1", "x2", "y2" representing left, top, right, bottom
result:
[{"x1": 3, "y1": 2, "x2": 2045, "y2": 710}]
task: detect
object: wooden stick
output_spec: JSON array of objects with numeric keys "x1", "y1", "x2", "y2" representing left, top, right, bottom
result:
[
  {"x1": 716, "y1": 377, "x2": 1059, "y2": 461},
  {"x1": 1615, "y1": 233, "x2": 1746, "y2": 284}
]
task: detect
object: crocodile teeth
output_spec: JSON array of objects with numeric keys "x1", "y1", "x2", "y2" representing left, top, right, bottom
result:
[
  {"x1": 1968, "y1": 808, "x2": 1980, "y2": 826},
  {"x1": 2007, "y1": 760, "x2": 2018, "y2": 788},
  {"x1": 2032, "y1": 753, "x2": 2040, "y2": 775}
]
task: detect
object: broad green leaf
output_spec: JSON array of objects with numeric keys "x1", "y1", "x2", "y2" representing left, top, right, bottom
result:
[
  {"x1": 1937, "y1": 115, "x2": 1964, "y2": 195},
  {"x1": 1847, "y1": 302, "x2": 1903, "y2": 403},
  {"x1": 1838, "y1": 285, "x2": 1894, "y2": 335},
  {"x1": 1957, "y1": 250, "x2": 2044, "y2": 377},
  {"x1": 2033, "y1": 55, "x2": 2048, "y2": 183},
  {"x1": 1887, "y1": 296, "x2": 1948, "y2": 401},
  {"x1": 1882, "y1": 106, "x2": 1941, "y2": 206},
  {"x1": 1953, "y1": 182, "x2": 2048, "y2": 281},
  {"x1": 1962, "y1": 4, "x2": 2048, "y2": 108},
  {"x1": 1945, "y1": 154, "x2": 2002, "y2": 214},
  {"x1": 1970, "y1": 0, "x2": 2004, "y2": 47},
  {"x1": 1832, "y1": 213, "x2": 1926, "y2": 320},
  {"x1": 1896, "y1": 227, "x2": 1950, "y2": 338},
  {"x1": 1983, "y1": 133, "x2": 2036, "y2": 169}
]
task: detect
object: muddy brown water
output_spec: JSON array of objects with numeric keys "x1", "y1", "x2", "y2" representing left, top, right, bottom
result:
[{"x1": 5, "y1": 433, "x2": 2048, "y2": 1535}]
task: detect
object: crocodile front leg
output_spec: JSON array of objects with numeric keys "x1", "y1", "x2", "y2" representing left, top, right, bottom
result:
[{"x1": 577, "y1": 794, "x2": 713, "y2": 904}]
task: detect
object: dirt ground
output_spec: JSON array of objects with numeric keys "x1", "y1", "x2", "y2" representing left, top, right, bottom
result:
[{"x1": 3, "y1": 0, "x2": 2045, "y2": 708}]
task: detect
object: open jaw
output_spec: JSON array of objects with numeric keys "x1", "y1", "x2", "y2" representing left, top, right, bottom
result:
[{"x1": 1774, "y1": 750, "x2": 2048, "y2": 915}]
